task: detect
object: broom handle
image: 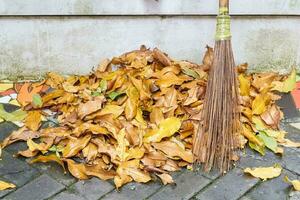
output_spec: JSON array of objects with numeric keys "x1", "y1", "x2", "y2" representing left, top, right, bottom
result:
[
  {"x1": 219, "y1": 0, "x2": 229, "y2": 14},
  {"x1": 219, "y1": 0, "x2": 228, "y2": 8}
]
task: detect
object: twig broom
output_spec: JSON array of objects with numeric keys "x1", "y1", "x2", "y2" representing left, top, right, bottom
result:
[{"x1": 193, "y1": 0, "x2": 240, "y2": 172}]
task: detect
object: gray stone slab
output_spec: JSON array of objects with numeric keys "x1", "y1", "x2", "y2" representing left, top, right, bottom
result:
[
  {"x1": 245, "y1": 169, "x2": 297, "y2": 200},
  {"x1": 289, "y1": 191, "x2": 300, "y2": 200},
  {"x1": 238, "y1": 147, "x2": 282, "y2": 169},
  {"x1": 102, "y1": 171, "x2": 184, "y2": 200},
  {"x1": 282, "y1": 148, "x2": 300, "y2": 175},
  {"x1": 69, "y1": 177, "x2": 114, "y2": 200},
  {"x1": 277, "y1": 94, "x2": 300, "y2": 122},
  {"x1": 51, "y1": 191, "x2": 86, "y2": 200},
  {"x1": 3, "y1": 174, "x2": 65, "y2": 200},
  {"x1": 0, "y1": 121, "x2": 19, "y2": 142},
  {"x1": 102, "y1": 181, "x2": 162, "y2": 200},
  {"x1": 30, "y1": 162, "x2": 76, "y2": 186},
  {"x1": 195, "y1": 167, "x2": 259, "y2": 200},
  {"x1": 0, "y1": 151, "x2": 39, "y2": 187},
  {"x1": 148, "y1": 170, "x2": 211, "y2": 200}
]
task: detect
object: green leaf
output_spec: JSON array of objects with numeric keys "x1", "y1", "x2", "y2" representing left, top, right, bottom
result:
[
  {"x1": 108, "y1": 91, "x2": 124, "y2": 100},
  {"x1": 0, "y1": 104, "x2": 27, "y2": 122},
  {"x1": 99, "y1": 79, "x2": 107, "y2": 92},
  {"x1": 91, "y1": 91, "x2": 101, "y2": 97},
  {"x1": 249, "y1": 141, "x2": 265, "y2": 156},
  {"x1": 181, "y1": 66, "x2": 200, "y2": 79},
  {"x1": 32, "y1": 94, "x2": 43, "y2": 107},
  {"x1": 257, "y1": 131, "x2": 278, "y2": 153}
]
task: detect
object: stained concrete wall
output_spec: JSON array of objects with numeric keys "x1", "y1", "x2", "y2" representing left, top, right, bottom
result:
[{"x1": 0, "y1": 0, "x2": 299, "y2": 79}]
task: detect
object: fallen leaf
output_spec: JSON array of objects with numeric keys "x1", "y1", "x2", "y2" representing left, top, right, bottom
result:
[
  {"x1": 24, "y1": 110, "x2": 42, "y2": 131},
  {"x1": 0, "y1": 104, "x2": 27, "y2": 122},
  {"x1": 261, "y1": 105, "x2": 281, "y2": 129},
  {"x1": 30, "y1": 154, "x2": 66, "y2": 173},
  {"x1": 284, "y1": 176, "x2": 300, "y2": 191},
  {"x1": 152, "y1": 141, "x2": 193, "y2": 163},
  {"x1": 0, "y1": 180, "x2": 16, "y2": 191},
  {"x1": 272, "y1": 68, "x2": 296, "y2": 93},
  {"x1": 244, "y1": 165, "x2": 282, "y2": 181},
  {"x1": 157, "y1": 173, "x2": 174, "y2": 185},
  {"x1": 62, "y1": 134, "x2": 91, "y2": 158},
  {"x1": 78, "y1": 96, "x2": 105, "y2": 118},
  {"x1": 144, "y1": 117, "x2": 181, "y2": 143},
  {"x1": 252, "y1": 93, "x2": 270, "y2": 115},
  {"x1": 65, "y1": 159, "x2": 88, "y2": 180},
  {"x1": 238, "y1": 74, "x2": 250, "y2": 96},
  {"x1": 17, "y1": 83, "x2": 43, "y2": 106}
]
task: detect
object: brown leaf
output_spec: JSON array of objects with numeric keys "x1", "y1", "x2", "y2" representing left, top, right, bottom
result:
[
  {"x1": 152, "y1": 141, "x2": 193, "y2": 163},
  {"x1": 261, "y1": 105, "x2": 281, "y2": 129},
  {"x1": 24, "y1": 111, "x2": 42, "y2": 131},
  {"x1": 202, "y1": 45, "x2": 213, "y2": 66},
  {"x1": 65, "y1": 159, "x2": 88, "y2": 180},
  {"x1": 1, "y1": 127, "x2": 39, "y2": 148},
  {"x1": 78, "y1": 96, "x2": 105, "y2": 118},
  {"x1": 153, "y1": 48, "x2": 172, "y2": 66},
  {"x1": 82, "y1": 143, "x2": 98, "y2": 162},
  {"x1": 62, "y1": 134, "x2": 91, "y2": 158}
]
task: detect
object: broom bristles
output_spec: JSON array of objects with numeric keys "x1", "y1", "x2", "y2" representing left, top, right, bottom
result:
[{"x1": 193, "y1": 39, "x2": 240, "y2": 172}]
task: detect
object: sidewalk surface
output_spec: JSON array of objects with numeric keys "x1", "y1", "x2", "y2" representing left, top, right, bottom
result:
[{"x1": 0, "y1": 94, "x2": 300, "y2": 200}]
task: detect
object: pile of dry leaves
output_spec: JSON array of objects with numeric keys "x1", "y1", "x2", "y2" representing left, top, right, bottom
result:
[{"x1": 0, "y1": 45, "x2": 299, "y2": 189}]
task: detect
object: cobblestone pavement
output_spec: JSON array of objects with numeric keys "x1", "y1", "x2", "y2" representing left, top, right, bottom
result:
[{"x1": 1, "y1": 95, "x2": 300, "y2": 200}]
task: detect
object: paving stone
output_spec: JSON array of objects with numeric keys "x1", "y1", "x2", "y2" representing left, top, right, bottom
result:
[
  {"x1": 238, "y1": 147, "x2": 282, "y2": 169},
  {"x1": 148, "y1": 170, "x2": 211, "y2": 200},
  {"x1": 0, "y1": 121, "x2": 19, "y2": 142},
  {"x1": 0, "y1": 151, "x2": 39, "y2": 187},
  {"x1": 30, "y1": 162, "x2": 76, "y2": 186},
  {"x1": 3, "y1": 174, "x2": 65, "y2": 200},
  {"x1": 282, "y1": 148, "x2": 300, "y2": 175},
  {"x1": 289, "y1": 191, "x2": 300, "y2": 200},
  {"x1": 102, "y1": 171, "x2": 184, "y2": 200},
  {"x1": 194, "y1": 167, "x2": 259, "y2": 200},
  {"x1": 101, "y1": 181, "x2": 162, "y2": 200},
  {"x1": 51, "y1": 191, "x2": 86, "y2": 200},
  {"x1": 277, "y1": 94, "x2": 300, "y2": 122},
  {"x1": 245, "y1": 169, "x2": 297, "y2": 200},
  {"x1": 69, "y1": 177, "x2": 114, "y2": 200}
]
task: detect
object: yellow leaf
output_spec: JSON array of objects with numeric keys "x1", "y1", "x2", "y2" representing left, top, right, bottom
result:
[
  {"x1": 238, "y1": 74, "x2": 250, "y2": 96},
  {"x1": 65, "y1": 159, "x2": 88, "y2": 180},
  {"x1": 252, "y1": 93, "x2": 270, "y2": 115},
  {"x1": 157, "y1": 173, "x2": 174, "y2": 185},
  {"x1": 279, "y1": 139, "x2": 300, "y2": 148},
  {"x1": 144, "y1": 117, "x2": 181, "y2": 143},
  {"x1": 0, "y1": 83, "x2": 13, "y2": 92},
  {"x1": 24, "y1": 111, "x2": 42, "y2": 131},
  {"x1": 125, "y1": 86, "x2": 139, "y2": 120},
  {"x1": 244, "y1": 165, "x2": 282, "y2": 181},
  {"x1": 284, "y1": 176, "x2": 300, "y2": 191},
  {"x1": 272, "y1": 68, "x2": 296, "y2": 93},
  {"x1": 0, "y1": 180, "x2": 16, "y2": 190},
  {"x1": 116, "y1": 129, "x2": 129, "y2": 162},
  {"x1": 98, "y1": 105, "x2": 124, "y2": 118},
  {"x1": 30, "y1": 154, "x2": 66, "y2": 173},
  {"x1": 242, "y1": 124, "x2": 264, "y2": 146}
]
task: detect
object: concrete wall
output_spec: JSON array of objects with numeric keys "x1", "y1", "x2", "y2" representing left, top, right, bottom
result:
[{"x1": 0, "y1": 0, "x2": 300, "y2": 79}]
